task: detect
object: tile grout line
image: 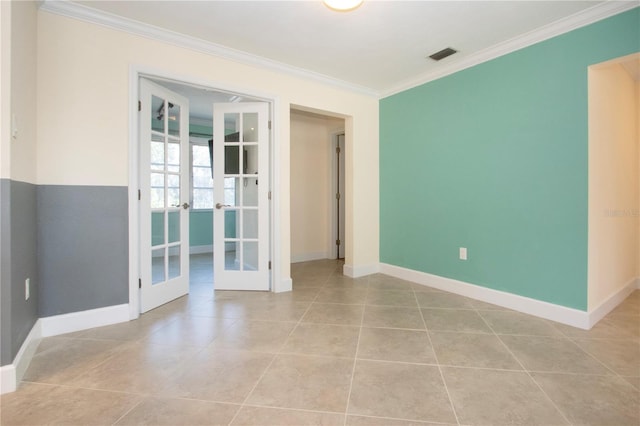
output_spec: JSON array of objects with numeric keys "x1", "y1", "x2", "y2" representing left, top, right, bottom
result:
[
  {"x1": 227, "y1": 262, "x2": 340, "y2": 426},
  {"x1": 474, "y1": 310, "x2": 574, "y2": 426},
  {"x1": 110, "y1": 397, "x2": 146, "y2": 426},
  {"x1": 413, "y1": 286, "x2": 462, "y2": 426},
  {"x1": 342, "y1": 273, "x2": 369, "y2": 426}
]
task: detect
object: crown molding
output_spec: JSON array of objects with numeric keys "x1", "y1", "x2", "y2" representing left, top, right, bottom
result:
[
  {"x1": 381, "y1": 1, "x2": 639, "y2": 98},
  {"x1": 38, "y1": 0, "x2": 380, "y2": 98},
  {"x1": 39, "y1": 1, "x2": 637, "y2": 100}
]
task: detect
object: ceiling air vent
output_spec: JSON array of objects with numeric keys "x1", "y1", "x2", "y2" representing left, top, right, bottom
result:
[{"x1": 429, "y1": 48, "x2": 457, "y2": 61}]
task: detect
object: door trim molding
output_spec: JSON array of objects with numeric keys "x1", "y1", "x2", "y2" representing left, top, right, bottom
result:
[{"x1": 128, "y1": 65, "x2": 281, "y2": 318}]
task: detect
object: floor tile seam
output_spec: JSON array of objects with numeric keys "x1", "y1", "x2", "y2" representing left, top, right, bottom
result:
[
  {"x1": 413, "y1": 288, "x2": 462, "y2": 426},
  {"x1": 18, "y1": 380, "x2": 149, "y2": 397},
  {"x1": 354, "y1": 357, "x2": 439, "y2": 368},
  {"x1": 346, "y1": 412, "x2": 456, "y2": 425},
  {"x1": 427, "y1": 329, "x2": 556, "y2": 338},
  {"x1": 110, "y1": 395, "x2": 146, "y2": 426},
  {"x1": 227, "y1": 352, "x2": 279, "y2": 426},
  {"x1": 50, "y1": 341, "x2": 140, "y2": 387},
  {"x1": 561, "y1": 337, "x2": 627, "y2": 378},
  {"x1": 363, "y1": 302, "x2": 420, "y2": 308},
  {"x1": 154, "y1": 396, "x2": 243, "y2": 408},
  {"x1": 479, "y1": 315, "x2": 574, "y2": 426},
  {"x1": 238, "y1": 402, "x2": 347, "y2": 417},
  {"x1": 276, "y1": 351, "x2": 357, "y2": 361},
  {"x1": 419, "y1": 306, "x2": 478, "y2": 311},
  {"x1": 230, "y1": 276, "x2": 328, "y2": 425},
  {"x1": 343, "y1": 281, "x2": 369, "y2": 426}
]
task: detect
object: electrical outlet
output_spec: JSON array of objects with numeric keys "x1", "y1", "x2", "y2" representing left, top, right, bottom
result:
[
  {"x1": 25, "y1": 278, "x2": 30, "y2": 300},
  {"x1": 459, "y1": 247, "x2": 468, "y2": 261}
]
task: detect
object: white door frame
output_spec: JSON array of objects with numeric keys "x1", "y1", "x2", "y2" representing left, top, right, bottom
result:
[{"x1": 127, "y1": 65, "x2": 282, "y2": 319}]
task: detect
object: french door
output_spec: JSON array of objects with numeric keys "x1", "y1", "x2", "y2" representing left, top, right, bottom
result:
[
  {"x1": 139, "y1": 79, "x2": 190, "y2": 312},
  {"x1": 213, "y1": 102, "x2": 270, "y2": 290}
]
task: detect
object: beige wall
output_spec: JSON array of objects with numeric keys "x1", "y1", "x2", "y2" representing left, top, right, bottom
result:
[
  {"x1": 0, "y1": 1, "x2": 9, "y2": 179},
  {"x1": 36, "y1": 11, "x2": 379, "y2": 283},
  {"x1": 1, "y1": 0, "x2": 38, "y2": 183},
  {"x1": 290, "y1": 110, "x2": 344, "y2": 262},
  {"x1": 588, "y1": 58, "x2": 640, "y2": 311}
]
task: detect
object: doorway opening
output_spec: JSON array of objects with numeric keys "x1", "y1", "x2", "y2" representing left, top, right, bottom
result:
[
  {"x1": 587, "y1": 52, "x2": 640, "y2": 315},
  {"x1": 133, "y1": 73, "x2": 274, "y2": 315},
  {"x1": 290, "y1": 108, "x2": 345, "y2": 264}
]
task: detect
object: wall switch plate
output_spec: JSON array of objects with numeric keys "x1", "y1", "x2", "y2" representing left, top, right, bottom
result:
[
  {"x1": 459, "y1": 247, "x2": 468, "y2": 260},
  {"x1": 25, "y1": 278, "x2": 30, "y2": 300}
]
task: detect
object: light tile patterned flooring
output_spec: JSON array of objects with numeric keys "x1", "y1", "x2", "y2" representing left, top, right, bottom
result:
[{"x1": 1, "y1": 257, "x2": 639, "y2": 425}]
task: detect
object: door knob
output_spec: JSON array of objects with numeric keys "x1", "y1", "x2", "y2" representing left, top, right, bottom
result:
[
  {"x1": 215, "y1": 203, "x2": 231, "y2": 209},
  {"x1": 181, "y1": 202, "x2": 190, "y2": 210}
]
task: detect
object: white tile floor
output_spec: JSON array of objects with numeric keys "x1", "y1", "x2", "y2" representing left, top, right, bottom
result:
[{"x1": 1, "y1": 256, "x2": 638, "y2": 425}]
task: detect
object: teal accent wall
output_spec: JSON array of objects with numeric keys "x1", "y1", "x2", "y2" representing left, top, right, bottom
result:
[
  {"x1": 190, "y1": 211, "x2": 213, "y2": 246},
  {"x1": 380, "y1": 9, "x2": 640, "y2": 311}
]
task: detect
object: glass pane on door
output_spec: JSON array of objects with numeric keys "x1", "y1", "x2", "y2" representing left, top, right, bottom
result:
[
  {"x1": 221, "y1": 110, "x2": 262, "y2": 273},
  {"x1": 146, "y1": 90, "x2": 187, "y2": 292}
]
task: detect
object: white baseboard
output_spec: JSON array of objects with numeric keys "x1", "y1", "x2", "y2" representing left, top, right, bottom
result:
[
  {"x1": 379, "y1": 263, "x2": 591, "y2": 329},
  {"x1": 1, "y1": 319, "x2": 42, "y2": 394},
  {"x1": 588, "y1": 276, "x2": 640, "y2": 327},
  {"x1": 190, "y1": 245, "x2": 213, "y2": 255},
  {"x1": 291, "y1": 252, "x2": 329, "y2": 263},
  {"x1": 344, "y1": 263, "x2": 380, "y2": 278},
  {"x1": 275, "y1": 277, "x2": 293, "y2": 293},
  {"x1": 2, "y1": 303, "x2": 131, "y2": 394},
  {"x1": 39, "y1": 304, "x2": 130, "y2": 338}
]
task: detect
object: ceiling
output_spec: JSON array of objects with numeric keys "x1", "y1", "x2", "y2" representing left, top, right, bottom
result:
[{"x1": 59, "y1": 1, "x2": 635, "y2": 96}]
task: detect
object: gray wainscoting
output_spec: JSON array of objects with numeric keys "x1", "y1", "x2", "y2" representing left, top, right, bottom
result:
[
  {"x1": 1, "y1": 179, "x2": 39, "y2": 366},
  {"x1": 37, "y1": 185, "x2": 129, "y2": 317}
]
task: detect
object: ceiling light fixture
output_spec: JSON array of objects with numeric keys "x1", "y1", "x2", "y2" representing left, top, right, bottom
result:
[{"x1": 323, "y1": 0, "x2": 363, "y2": 12}]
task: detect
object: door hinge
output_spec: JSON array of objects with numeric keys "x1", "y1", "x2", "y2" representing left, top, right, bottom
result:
[
  {"x1": 336, "y1": 192, "x2": 341, "y2": 200},
  {"x1": 268, "y1": 191, "x2": 272, "y2": 200},
  {"x1": 336, "y1": 146, "x2": 341, "y2": 154},
  {"x1": 138, "y1": 278, "x2": 142, "y2": 289},
  {"x1": 138, "y1": 100, "x2": 141, "y2": 112},
  {"x1": 268, "y1": 121, "x2": 272, "y2": 130},
  {"x1": 336, "y1": 239, "x2": 341, "y2": 246},
  {"x1": 138, "y1": 189, "x2": 141, "y2": 200},
  {"x1": 268, "y1": 261, "x2": 272, "y2": 270}
]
